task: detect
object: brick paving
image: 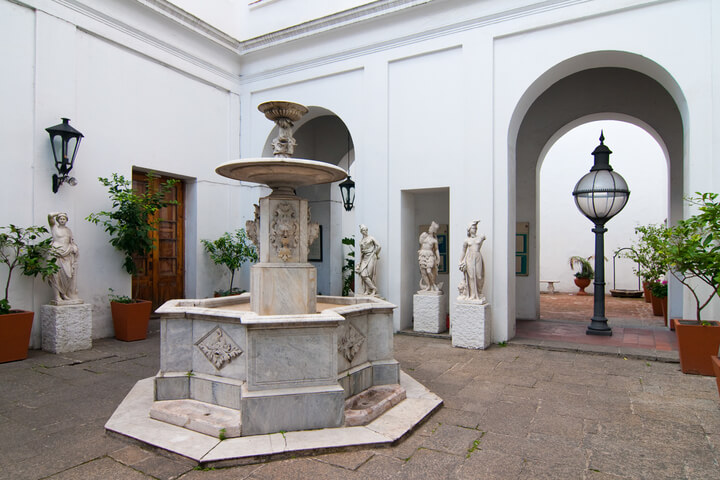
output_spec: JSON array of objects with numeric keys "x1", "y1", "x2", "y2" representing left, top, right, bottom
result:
[
  {"x1": 1, "y1": 320, "x2": 718, "y2": 479},
  {"x1": 514, "y1": 293, "x2": 678, "y2": 359}
]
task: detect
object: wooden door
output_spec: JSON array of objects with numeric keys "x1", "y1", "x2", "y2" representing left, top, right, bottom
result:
[{"x1": 131, "y1": 172, "x2": 185, "y2": 310}]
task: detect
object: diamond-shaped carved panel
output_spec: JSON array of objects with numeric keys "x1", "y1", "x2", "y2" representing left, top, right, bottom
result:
[
  {"x1": 195, "y1": 326, "x2": 243, "y2": 370},
  {"x1": 338, "y1": 323, "x2": 365, "y2": 363}
]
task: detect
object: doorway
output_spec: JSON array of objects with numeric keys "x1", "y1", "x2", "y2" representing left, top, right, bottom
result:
[{"x1": 131, "y1": 171, "x2": 185, "y2": 310}]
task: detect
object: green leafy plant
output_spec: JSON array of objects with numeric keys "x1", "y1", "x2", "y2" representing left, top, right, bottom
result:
[
  {"x1": 341, "y1": 236, "x2": 355, "y2": 296},
  {"x1": 655, "y1": 193, "x2": 720, "y2": 322},
  {"x1": 649, "y1": 280, "x2": 668, "y2": 299},
  {"x1": 0, "y1": 225, "x2": 59, "y2": 314},
  {"x1": 201, "y1": 229, "x2": 258, "y2": 296},
  {"x1": 218, "y1": 428, "x2": 227, "y2": 441},
  {"x1": 86, "y1": 172, "x2": 178, "y2": 299},
  {"x1": 621, "y1": 224, "x2": 669, "y2": 283},
  {"x1": 107, "y1": 288, "x2": 133, "y2": 304},
  {"x1": 569, "y1": 255, "x2": 594, "y2": 280}
]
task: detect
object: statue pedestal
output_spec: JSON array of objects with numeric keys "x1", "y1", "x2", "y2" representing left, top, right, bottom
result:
[
  {"x1": 452, "y1": 300, "x2": 491, "y2": 349},
  {"x1": 413, "y1": 291, "x2": 447, "y2": 333},
  {"x1": 40, "y1": 303, "x2": 93, "y2": 353}
]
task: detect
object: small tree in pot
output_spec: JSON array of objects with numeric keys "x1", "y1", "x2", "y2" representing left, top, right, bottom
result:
[
  {"x1": 652, "y1": 193, "x2": 720, "y2": 375},
  {"x1": 86, "y1": 172, "x2": 178, "y2": 341},
  {"x1": 0, "y1": 225, "x2": 59, "y2": 362},
  {"x1": 201, "y1": 229, "x2": 258, "y2": 297}
]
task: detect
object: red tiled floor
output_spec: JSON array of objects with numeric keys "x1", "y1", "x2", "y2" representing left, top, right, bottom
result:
[{"x1": 516, "y1": 293, "x2": 678, "y2": 351}]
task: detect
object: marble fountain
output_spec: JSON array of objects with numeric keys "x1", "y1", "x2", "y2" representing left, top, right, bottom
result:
[{"x1": 105, "y1": 102, "x2": 441, "y2": 467}]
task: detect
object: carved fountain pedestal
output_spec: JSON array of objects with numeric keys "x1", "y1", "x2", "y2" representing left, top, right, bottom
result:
[
  {"x1": 152, "y1": 102, "x2": 401, "y2": 437},
  {"x1": 105, "y1": 103, "x2": 440, "y2": 465}
]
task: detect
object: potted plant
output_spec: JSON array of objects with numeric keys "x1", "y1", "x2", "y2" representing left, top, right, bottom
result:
[
  {"x1": 0, "y1": 225, "x2": 59, "y2": 362},
  {"x1": 201, "y1": 229, "x2": 257, "y2": 297},
  {"x1": 650, "y1": 280, "x2": 668, "y2": 326},
  {"x1": 623, "y1": 224, "x2": 669, "y2": 305},
  {"x1": 652, "y1": 193, "x2": 720, "y2": 375},
  {"x1": 86, "y1": 172, "x2": 177, "y2": 341},
  {"x1": 569, "y1": 255, "x2": 594, "y2": 295}
]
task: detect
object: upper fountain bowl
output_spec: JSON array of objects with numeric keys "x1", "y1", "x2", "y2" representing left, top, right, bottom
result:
[{"x1": 215, "y1": 158, "x2": 347, "y2": 190}]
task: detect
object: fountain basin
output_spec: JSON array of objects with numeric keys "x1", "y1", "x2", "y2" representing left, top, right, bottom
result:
[
  {"x1": 345, "y1": 384, "x2": 407, "y2": 426},
  {"x1": 154, "y1": 294, "x2": 400, "y2": 436},
  {"x1": 215, "y1": 158, "x2": 347, "y2": 189}
]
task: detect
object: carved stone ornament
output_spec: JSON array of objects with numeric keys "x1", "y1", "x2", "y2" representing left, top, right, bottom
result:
[
  {"x1": 307, "y1": 207, "x2": 319, "y2": 250},
  {"x1": 338, "y1": 323, "x2": 366, "y2": 363},
  {"x1": 246, "y1": 203, "x2": 260, "y2": 256},
  {"x1": 270, "y1": 202, "x2": 299, "y2": 262},
  {"x1": 196, "y1": 326, "x2": 243, "y2": 370}
]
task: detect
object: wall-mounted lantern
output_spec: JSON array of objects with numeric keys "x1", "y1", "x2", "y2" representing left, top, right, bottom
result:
[
  {"x1": 339, "y1": 176, "x2": 355, "y2": 211},
  {"x1": 46, "y1": 118, "x2": 83, "y2": 193}
]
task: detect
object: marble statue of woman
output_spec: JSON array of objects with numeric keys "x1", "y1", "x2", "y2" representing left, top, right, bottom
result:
[
  {"x1": 355, "y1": 224, "x2": 381, "y2": 296},
  {"x1": 458, "y1": 220, "x2": 486, "y2": 302},
  {"x1": 48, "y1": 212, "x2": 81, "y2": 304},
  {"x1": 418, "y1": 221, "x2": 441, "y2": 292}
]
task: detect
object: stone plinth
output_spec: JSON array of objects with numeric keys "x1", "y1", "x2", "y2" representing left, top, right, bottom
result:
[
  {"x1": 413, "y1": 291, "x2": 447, "y2": 333},
  {"x1": 40, "y1": 303, "x2": 92, "y2": 353},
  {"x1": 250, "y1": 263, "x2": 316, "y2": 315},
  {"x1": 452, "y1": 300, "x2": 491, "y2": 349}
]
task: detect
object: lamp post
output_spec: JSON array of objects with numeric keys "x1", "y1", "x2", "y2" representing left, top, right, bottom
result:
[
  {"x1": 46, "y1": 118, "x2": 83, "y2": 193},
  {"x1": 572, "y1": 132, "x2": 630, "y2": 336}
]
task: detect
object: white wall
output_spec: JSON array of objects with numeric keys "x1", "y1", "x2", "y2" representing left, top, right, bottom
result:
[
  {"x1": 0, "y1": 0, "x2": 248, "y2": 346},
  {"x1": 3, "y1": 0, "x2": 719, "y2": 348}
]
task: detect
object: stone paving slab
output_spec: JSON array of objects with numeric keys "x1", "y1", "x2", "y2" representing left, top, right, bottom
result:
[{"x1": 1, "y1": 329, "x2": 719, "y2": 479}]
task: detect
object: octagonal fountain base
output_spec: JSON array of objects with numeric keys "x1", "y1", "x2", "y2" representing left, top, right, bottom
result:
[{"x1": 105, "y1": 370, "x2": 441, "y2": 467}]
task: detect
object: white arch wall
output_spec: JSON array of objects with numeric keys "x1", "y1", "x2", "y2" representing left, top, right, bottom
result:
[
  {"x1": 496, "y1": 1, "x2": 717, "y2": 326},
  {"x1": 4, "y1": 0, "x2": 718, "y2": 344},
  {"x1": 237, "y1": 0, "x2": 719, "y2": 337}
]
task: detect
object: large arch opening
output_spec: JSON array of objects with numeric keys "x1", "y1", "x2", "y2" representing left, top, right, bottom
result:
[
  {"x1": 262, "y1": 107, "x2": 355, "y2": 296},
  {"x1": 538, "y1": 119, "x2": 669, "y2": 324},
  {"x1": 509, "y1": 52, "x2": 686, "y2": 337}
]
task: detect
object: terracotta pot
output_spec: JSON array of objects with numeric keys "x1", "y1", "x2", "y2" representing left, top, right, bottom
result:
[
  {"x1": 642, "y1": 281, "x2": 652, "y2": 303},
  {"x1": 650, "y1": 294, "x2": 663, "y2": 316},
  {"x1": 574, "y1": 277, "x2": 591, "y2": 295},
  {"x1": 673, "y1": 318, "x2": 720, "y2": 376},
  {"x1": 712, "y1": 356, "x2": 720, "y2": 398},
  {"x1": 110, "y1": 300, "x2": 152, "y2": 341},
  {"x1": 659, "y1": 297, "x2": 668, "y2": 326},
  {"x1": 0, "y1": 310, "x2": 34, "y2": 363}
]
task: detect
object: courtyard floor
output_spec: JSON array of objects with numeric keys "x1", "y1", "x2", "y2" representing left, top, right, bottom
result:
[{"x1": 1, "y1": 315, "x2": 718, "y2": 479}]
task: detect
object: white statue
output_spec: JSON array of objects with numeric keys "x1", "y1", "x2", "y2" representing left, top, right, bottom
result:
[
  {"x1": 458, "y1": 220, "x2": 486, "y2": 302},
  {"x1": 355, "y1": 224, "x2": 381, "y2": 296},
  {"x1": 48, "y1": 212, "x2": 81, "y2": 304},
  {"x1": 418, "y1": 221, "x2": 441, "y2": 292}
]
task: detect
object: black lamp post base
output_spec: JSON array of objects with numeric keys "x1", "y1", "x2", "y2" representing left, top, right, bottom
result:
[{"x1": 586, "y1": 321, "x2": 612, "y2": 336}]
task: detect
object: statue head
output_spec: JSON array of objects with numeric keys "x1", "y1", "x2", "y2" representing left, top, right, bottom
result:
[
  {"x1": 359, "y1": 224, "x2": 368, "y2": 235},
  {"x1": 467, "y1": 220, "x2": 479, "y2": 236},
  {"x1": 429, "y1": 221, "x2": 439, "y2": 234},
  {"x1": 56, "y1": 213, "x2": 68, "y2": 224}
]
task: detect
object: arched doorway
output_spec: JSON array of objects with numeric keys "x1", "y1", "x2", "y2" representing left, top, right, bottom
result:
[
  {"x1": 509, "y1": 52, "x2": 687, "y2": 336},
  {"x1": 262, "y1": 107, "x2": 355, "y2": 296}
]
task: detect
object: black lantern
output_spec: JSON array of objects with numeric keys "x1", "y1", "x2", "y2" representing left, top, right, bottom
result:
[
  {"x1": 46, "y1": 118, "x2": 83, "y2": 193},
  {"x1": 572, "y1": 132, "x2": 630, "y2": 336},
  {"x1": 339, "y1": 176, "x2": 355, "y2": 211}
]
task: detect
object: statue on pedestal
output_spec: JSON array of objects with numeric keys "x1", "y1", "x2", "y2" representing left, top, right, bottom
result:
[
  {"x1": 355, "y1": 224, "x2": 381, "y2": 296},
  {"x1": 47, "y1": 212, "x2": 81, "y2": 304},
  {"x1": 418, "y1": 221, "x2": 441, "y2": 293},
  {"x1": 458, "y1": 220, "x2": 486, "y2": 302}
]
